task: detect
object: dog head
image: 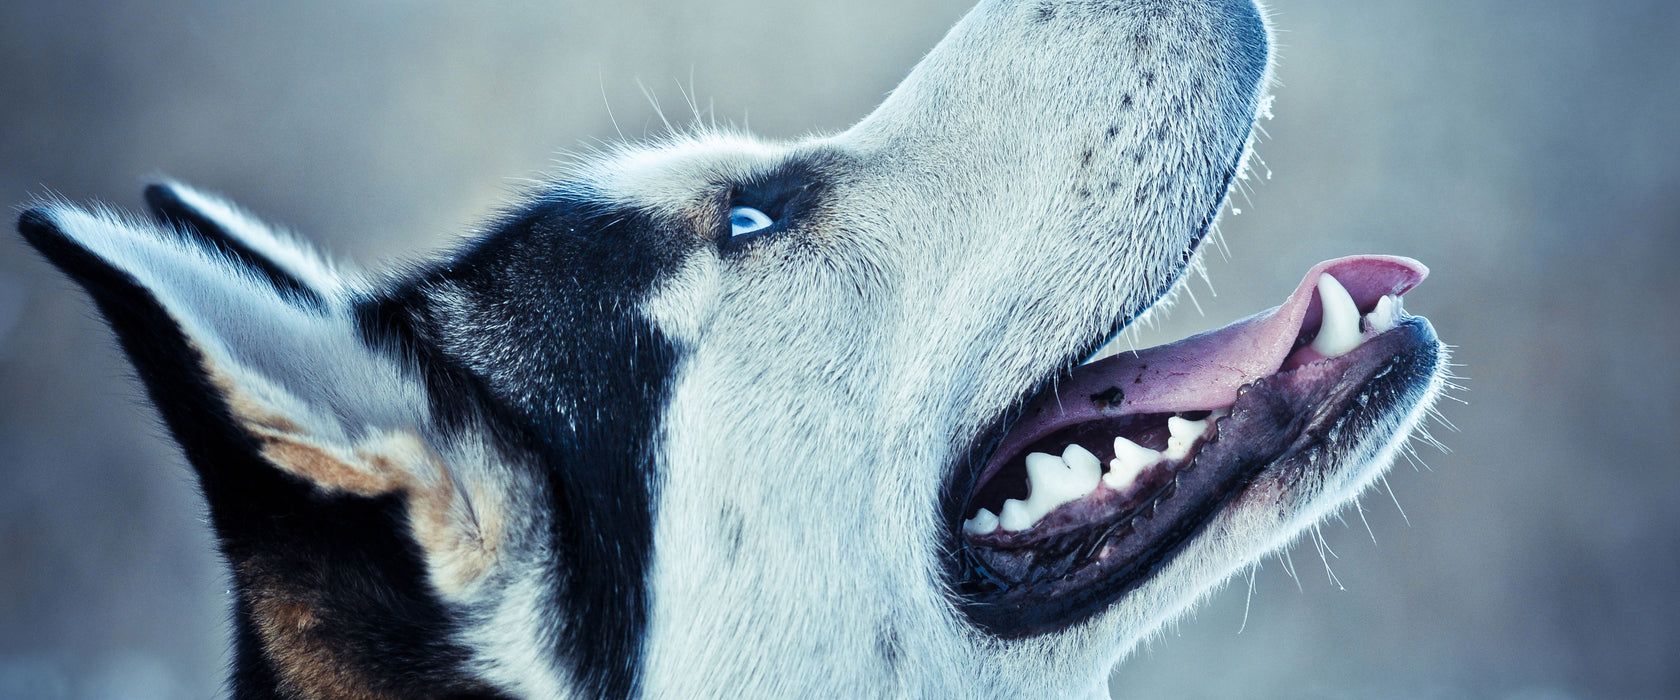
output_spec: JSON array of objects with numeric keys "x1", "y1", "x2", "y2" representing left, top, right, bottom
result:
[{"x1": 18, "y1": 1, "x2": 1446, "y2": 698}]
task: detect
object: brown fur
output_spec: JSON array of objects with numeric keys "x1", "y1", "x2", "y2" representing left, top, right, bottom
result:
[{"x1": 240, "y1": 559, "x2": 396, "y2": 700}]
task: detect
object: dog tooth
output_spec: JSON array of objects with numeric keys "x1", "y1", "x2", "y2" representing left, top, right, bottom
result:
[
  {"x1": 1380, "y1": 294, "x2": 1400, "y2": 323},
  {"x1": 1061, "y1": 443, "x2": 1103, "y2": 494},
  {"x1": 999, "y1": 499, "x2": 1037, "y2": 532},
  {"x1": 1024, "y1": 452, "x2": 1071, "y2": 497},
  {"x1": 1311, "y1": 273, "x2": 1363, "y2": 358},
  {"x1": 1061, "y1": 443, "x2": 1100, "y2": 473},
  {"x1": 1025, "y1": 450, "x2": 1098, "y2": 510},
  {"x1": 1105, "y1": 436, "x2": 1160, "y2": 490},
  {"x1": 1162, "y1": 416, "x2": 1208, "y2": 461},
  {"x1": 963, "y1": 508, "x2": 1000, "y2": 536},
  {"x1": 1363, "y1": 294, "x2": 1400, "y2": 334}
]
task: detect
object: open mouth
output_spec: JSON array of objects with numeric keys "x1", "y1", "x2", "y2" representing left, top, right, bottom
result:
[{"x1": 951, "y1": 255, "x2": 1442, "y2": 636}]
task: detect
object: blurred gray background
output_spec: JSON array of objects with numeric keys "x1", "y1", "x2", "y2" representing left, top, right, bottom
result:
[{"x1": 1, "y1": 1, "x2": 1676, "y2": 698}]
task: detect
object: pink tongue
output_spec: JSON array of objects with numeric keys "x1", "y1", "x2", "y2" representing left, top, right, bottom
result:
[{"x1": 995, "y1": 255, "x2": 1427, "y2": 455}]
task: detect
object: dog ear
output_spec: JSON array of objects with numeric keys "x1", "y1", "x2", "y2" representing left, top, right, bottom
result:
[
  {"x1": 18, "y1": 192, "x2": 511, "y2": 694},
  {"x1": 15, "y1": 192, "x2": 502, "y2": 589},
  {"x1": 17, "y1": 192, "x2": 439, "y2": 498},
  {"x1": 22, "y1": 184, "x2": 526, "y2": 695}
]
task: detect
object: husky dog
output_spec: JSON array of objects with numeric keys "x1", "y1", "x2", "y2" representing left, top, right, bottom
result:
[{"x1": 17, "y1": 0, "x2": 1447, "y2": 698}]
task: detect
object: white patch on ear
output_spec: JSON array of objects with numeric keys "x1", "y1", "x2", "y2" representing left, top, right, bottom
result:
[
  {"x1": 157, "y1": 180, "x2": 354, "y2": 296},
  {"x1": 37, "y1": 205, "x2": 415, "y2": 432}
]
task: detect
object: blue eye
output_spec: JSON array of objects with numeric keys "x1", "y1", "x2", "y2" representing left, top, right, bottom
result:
[{"x1": 729, "y1": 206, "x2": 774, "y2": 237}]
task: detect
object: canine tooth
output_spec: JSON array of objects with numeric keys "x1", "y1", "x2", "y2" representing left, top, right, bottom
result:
[
  {"x1": 999, "y1": 499, "x2": 1037, "y2": 532},
  {"x1": 1311, "y1": 273, "x2": 1363, "y2": 358},
  {"x1": 1363, "y1": 294, "x2": 1400, "y2": 333},
  {"x1": 963, "y1": 508, "x2": 1000, "y2": 536},
  {"x1": 1162, "y1": 416, "x2": 1208, "y2": 461},
  {"x1": 1105, "y1": 436, "x2": 1160, "y2": 490}
]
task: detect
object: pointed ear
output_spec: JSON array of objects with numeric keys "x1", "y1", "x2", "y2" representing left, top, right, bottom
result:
[
  {"x1": 19, "y1": 194, "x2": 518, "y2": 694},
  {"x1": 19, "y1": 196, "x2": 422, "y2": 475},
  {"x1": 15, "y1": 199, "x2": 495, "y2": 577}
]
